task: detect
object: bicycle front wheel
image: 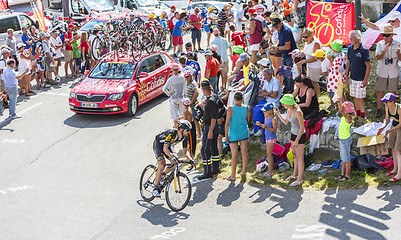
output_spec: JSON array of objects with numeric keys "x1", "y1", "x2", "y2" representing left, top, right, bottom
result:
[
  {"x1": 139, "y1": 164, "x2": 157, "y2": 202},
  {"x1": 165, "y1": 172, "x2": 192, "y2": 212}
]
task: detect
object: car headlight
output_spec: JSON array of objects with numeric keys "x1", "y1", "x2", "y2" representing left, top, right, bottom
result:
[
  {"x1": 69, "y1": 91, "x2": 76, "y2": 99},
  {"x1": 107, "y1": 92, "x2": 124, "y2": 101}
]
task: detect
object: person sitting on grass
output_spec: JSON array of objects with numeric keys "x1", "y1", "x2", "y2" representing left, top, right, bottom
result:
[
  {"x1": 377, "y1": 93, "x2": 401, "y2": 182},
  {"x1": 225, "y1": 91, "x2": 249, "y2": 181},
  {"x1": 336, "y1": 101, "x2": 356, "y2": 181},
  {"x1": 256, "y1": 102, "x2": 277, "y2": 177}
]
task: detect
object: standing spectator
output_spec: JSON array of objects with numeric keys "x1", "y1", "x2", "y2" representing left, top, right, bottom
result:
[
  {"x1": 377, "y1": 93, "x2": 401, "y2": 181},
  {"x1": 234, "y1": 4, "x2": 247, "y2": 31},
  {"x1": 6, "y1": 29, "x2": 17, "y2": 66},
  {"x1": 293, "y1": 0, "x2": 306, "y2": 42},
  {"x1": 189, "y1": 7, "x2": 203, "y2": 52},
  {"x1": 336, "y1": 101, "x2": 355, "y2": 181},
  {"x1": 360, "y1": 11, "x2": 401, "y2": 38},
  {"x1": 204, "y1": 7, "x2": 216, "y2": 48},
  {"x1": 163, "y1": 63, "x2": 186, "y2": 127},
  {"x1": 167, "y1": 5, "x2": 177, "y2": 35},
  {"x1": 225, "y1": 91, "x2": 249, "y2": 181},
  {"x1": 80, "y1": 32, "x2": 91, "y2": 74},
  {"x1": 21, "y1": 27, "x2": 32, "y2": 52},
  {"x1": 172, "y1": 12, "x2": 193, "y2": 57},
  {"x1": 186, "y1": 52, "x2": 201, "y2": 84},
  {"x1": 63, "y1": 25, "x2": 74, "y2": 78},
  {"x1": 230, "y1": 25, "x2": 246, "y2": 49},
  {"x1": 29, "y1": 25, "x2": 39, "y2": 59},
  {"x1": 50, "y1": 31, "x2": 63, "y2": 80},
  {"x1": 374, "y1": 26, "x2": 401, "y2": 118},
  {"x1": 0, "y1": 49, "x2": 11, "y2": 105},
  {"x1": 345, "y1": 30, "x2": 371, "y2": 121},
  {"x1": 204, "y1": 50, "x2": 220, "y2": 93},
  {"x1": 211, "y1": 28, "x2": 232, "y2": 90},
  {"x1": 255, "y1": 102, "x2": 277, "y2": 177},
  {"x1": 296, "y1": 28, "x2": 322, "y2": 98},
  {"x1": 43, "y1": 32, "x2": 56, "y2": 84},
  {"x1": 275, "y1": 94, "x2": 306, "y2": 187},
  {"x1": 326, "y1": 40, "x2": 346, "y2": 110},
  {"x1": 3, "y1": 59, "x2": 29, "y2": 119},
  {"x1": 35, "y1": 32, "x2": 46, "y2": 88},
  {"x1": 210, "y1": 44, "x2": 222, "y2": 88},
  {"x1": 252, "y1": 0, "x2": 267, "y2": 15},
  {"x1": 185, "y1": 42, "x2": 198, "y2": 61},
  {"x1": 196, "y1": 80, "x2": 221, "y2": 180},
  {"x1": 283, "y1": 0, "x2": 294, "y2": 26},
  {"x1": 270, "y1": 17, "x2": 297, "y2": 68},
  {"x1": 243, "y1": 8, "x2": 264, "y2": 64},
  {"x1": 72, "y1": 32, "x2": 81, "y2": 78},
  {"x1": 217, "y1": 4, "x2": 232, "y2": 37},
  {"x1": 16, "y1": 43, "x2": 32, "y2": 96},
  {"x1": 184, "y1": 69, "x2": 200, "y2": 139},
  {"x1": 88, "y1": 28, "x2": 101, "y2": 70}
]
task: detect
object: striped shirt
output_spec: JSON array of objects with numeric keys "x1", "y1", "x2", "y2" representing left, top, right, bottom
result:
[
  {"x1": 185, "y1": 81, "x2": 197, "y2": 107},
  {"x1": 217, "y1": 10, "x2": 228, "y2": 28}
]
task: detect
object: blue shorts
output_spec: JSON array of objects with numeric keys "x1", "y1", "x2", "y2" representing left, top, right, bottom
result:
[
  {"x1": 328, "y1": 92, "x2": 335, "y2": 98},
  {"x1": 204, "y1": 24, "x2": 210, "y2": 33},
  {"x1": 339, "y1": 136, "x2": 352, "y2": 163},
  {"x1": 191, "y1": 28, "x2": 201, "y2": 43}
]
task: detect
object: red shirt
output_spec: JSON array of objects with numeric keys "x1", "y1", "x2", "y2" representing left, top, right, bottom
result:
[
  {"x1": 231, "y1": 55, "x2": 239, "y2": 70},
  {"x1": 64, "y1": 32, "x2": 73, "y2": 51},
  {"x1": 284, "y1": 1, "x2": 291, "y2": 16},
  {"x1": 189, "y1": 14, "x2": 202, "y2": 30},
  {"x1": 205, "y1": 58, "x2": 220, "y2": 77},
  {"x1": 81, "y1": 41, "x2": 89, "y2": 53},
  {"x1": 231, "y1": 31, "x2": 246, "y2": 48}
]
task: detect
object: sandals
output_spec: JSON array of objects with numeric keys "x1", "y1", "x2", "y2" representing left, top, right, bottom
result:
[
  {"x1": 289, "y1": 180, "x2": 303, "y2": 187},
  {"x1": 387, "y1": 172, "x2": 396, "y2": 176},
  {"x1": 335, "y1": 175, "x2": 344, "y2": 180},
  {"x1": 338, "y1": 176, "x2": 350, "y2": 181},
  {"x1": 226, "y1": 176, "x2": 236, "y2": 181},
  {"x1": 389, "y1": 177, "x2": 399, "y2": 182},
  {"x1": 285, "y1": 175, "x2": 297, "y2": 181}
]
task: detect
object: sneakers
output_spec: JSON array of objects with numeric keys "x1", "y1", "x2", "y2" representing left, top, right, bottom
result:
[
  {"x1": 254, "y1": 129, "x2": 263, "y2": 137},
  {"x1": 152, "y1": 189, "x2": 161, "y2": 198},
  {"x1": 306, "y1": 163, "x2": 321, "y2": 171},
  {"x1": 11, "y1": 114, "x2": 21, "y2": 119}
]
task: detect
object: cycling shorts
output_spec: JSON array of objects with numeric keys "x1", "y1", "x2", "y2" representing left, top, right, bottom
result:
[{"x1": 153, "y1": 140, "x2": 178, "y2": 162}]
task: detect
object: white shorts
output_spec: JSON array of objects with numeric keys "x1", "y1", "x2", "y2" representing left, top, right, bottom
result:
[
  {"x1": 307, "y1": 67, "x2": 321, "y2": 82},
  {"x1": 169, "y1": 98, "x2": 185, "y2": 120},
  {"x1": 249, "y1": 43, "x2": 260, "y2": 51},
  {"x1": 350, "y1": 79, "x2": 366, "y2": 98}
]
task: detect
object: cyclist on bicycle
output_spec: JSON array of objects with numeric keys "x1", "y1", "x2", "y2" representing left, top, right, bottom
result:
[{"x1": 152, "y1": 120, "x2": 195, "y2": 197}]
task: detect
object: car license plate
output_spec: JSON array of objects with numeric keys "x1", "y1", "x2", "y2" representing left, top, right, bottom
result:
[{"x1": 81, "y1": 102, "x2": 98, "y2": 108}]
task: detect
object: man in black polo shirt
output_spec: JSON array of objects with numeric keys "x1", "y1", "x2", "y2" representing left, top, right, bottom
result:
[{"x1": 196, "y1": 80, "x2": 221, "y2": 180}]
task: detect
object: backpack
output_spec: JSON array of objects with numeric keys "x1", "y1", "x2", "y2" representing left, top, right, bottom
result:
[
  {"x1": 248, "y1": 69, "x2": 260, "y2": 107},
  {"x1": 251, "y1": 17, "x2": 267, "y2": 37}
]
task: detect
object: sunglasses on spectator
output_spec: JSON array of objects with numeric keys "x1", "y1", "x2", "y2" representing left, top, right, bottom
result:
[
  {"x1": 382, "y1": 34, "x2": 392, "y2": 37},
  {"x1": 391, "y1": 20, "x2": 396, "y2": 23},
  {"x1": 302, "y1": 35, "x2": 310, "y2": 39}
]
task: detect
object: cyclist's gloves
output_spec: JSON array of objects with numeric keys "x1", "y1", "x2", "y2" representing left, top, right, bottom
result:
[
  {"x1": 171, "y1": 156, "x2": 179, "y2": 164},
  {"x1": 190, "y1": 160, "x2": 197, "y2": 168}
]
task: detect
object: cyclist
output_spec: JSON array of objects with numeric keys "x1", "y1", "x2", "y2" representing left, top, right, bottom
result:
[{"x1": 152, "y1": 120, "x2": 195, "y2": 197}]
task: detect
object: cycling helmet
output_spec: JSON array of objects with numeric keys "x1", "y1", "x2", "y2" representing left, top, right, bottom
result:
[{"x1": 177, "y1": 120, "x2": 192, "y2": 130}]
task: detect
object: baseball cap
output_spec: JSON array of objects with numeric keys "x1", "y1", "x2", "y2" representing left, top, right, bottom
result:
[
  {"x1": 289, "y1": 49, "x2": 302, "y2": 58},
  {"x1": 129, "y1": 12, "x2": 135, "y2": 16},
  {"x1": 212, "y1": 28, "x2": 220, "y2": 35},
  {"x1": 182, "y1": 98, "x2": 191, "y2": 106},
  {"x1": 204, "y1": 50, "x2": 213, "y2": 55},
  {"x1": 16, "y1": 43, "x2": 25, "y2": 49},
  {"x1": 271, "y1": 18, "x2": 281, "y2": 27},
  {"x1": 185, "y1": 42, "x2": 192, "y2": 48},
  {"x1": 342, "y1": 101, "x2": 355, "y2": 113},
  {"x1": 248, "y1": 8, "x2": 257, "y2": 15},
  {"x1": 280, "y1": 94, "x2": 296, "y2": 105},
  {"x1": 311, "y1": 49, "x2": 325, "y2": 58},
  {"x1": 171, "y1": 5, "x2": 176, "y2": 9},
  {"x1": 210, "y1": 45, "x2": 218, "y2": 52},
  {"x1": 239, "y1": 53, "x2": 249, "y2": 62},
  {"x1": 257, "y1": 58, "x2": 271, "y2": 67},
  {"x1": 261, "y1": 103, "x2": 275, "y2": 112},
  {"x1": 68, "y1": 24, "x2": 74, "y2": 29},
  {"x1": 183, "y1": 69, "x2": 192, "y2": 77},
  {"x1": 171, "y1": 63, "x2": 181, "y2": 70},
  {"x1": 389, "y1": 11, "x2": 401, "y2": 21},
  {"x1": 381, "y1": 93, "x2": 398, "y2": 102},
  {"x1": 1, "y1": 48, "x2": 10, "y2": 54},
  {"x1": 330, "y1": 39, "x2": 343, "y2": 52}
]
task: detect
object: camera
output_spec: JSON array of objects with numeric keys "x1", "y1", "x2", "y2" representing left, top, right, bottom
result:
[{"x1": 385, "y1": 58, "x2": 393, "y2": 65}]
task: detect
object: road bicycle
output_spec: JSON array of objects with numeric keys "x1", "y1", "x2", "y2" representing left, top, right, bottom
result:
[{"x1": 140, "y1": 160, "x2": 195, "y2": 212}]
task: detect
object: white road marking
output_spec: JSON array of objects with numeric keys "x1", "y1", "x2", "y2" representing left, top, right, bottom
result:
[
  {"x1": 0, "y1": 185, "x2": 33, "y2": 195},
  {"x1": 291, "y1": 225, "x2": 327, "y2": 239},
  {"x1": 19, "y1": 102, "x2": 42, "y2": 115},
  {"x1": 41, "y1": 92, "x2": 69, "y2": 97},
  {"x1": 151, "y1": 227, "x2": 186, "y2": 239},
  {"x1": 2, "y1": 138, "x2": 25, "y2": 144}
]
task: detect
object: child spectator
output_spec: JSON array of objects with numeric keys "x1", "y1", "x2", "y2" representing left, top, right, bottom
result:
[
  {"x1": 71, "y1": 32, "x2": 81, "y2": 78},
  {"x1": 184, "y1": 69, "x2": 201, "y2": 139},
  {"x1": 229, "y1": 25, "x2": 246, "y2": 49},
  {"x1": 256, "y1": 102, "x2": 277, "y2": 177},
  {"x1": 80, "y1": 32, "x2": 90, "y2": 74},
  {"x1": 326, "y1": 39, "x2": 346, "y2": 110},
  {"x1": 186, "y1": 52, "x2": 201, "y2": 84},
  {"x1": 225, "y1": 91, "x2": 249, "y2": 181},
  {"x1": 336, "y1": 101, "x2": 355, "y2": 181},
  {"x1": 178, "y1": 56, "x2": 187, "y2": 69},
  {"x1": 181, "y1": 97, "x2": 197, "y2": 155},
  {"x1": 231, "y1": 46, "x2": 244, "y2": 71},
  {"x1": 289, "y1": 49, "x2": 302, "y2": 79}
]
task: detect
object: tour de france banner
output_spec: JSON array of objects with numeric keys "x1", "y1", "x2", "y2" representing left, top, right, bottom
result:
[{"x1": 306, "y1": 1, "x2": 355, "y2": 46}]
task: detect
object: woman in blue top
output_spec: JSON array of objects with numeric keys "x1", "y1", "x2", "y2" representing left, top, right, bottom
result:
[
  {"x1": 256, "y1": 102, "x2": 277, "y2": 177},
  {"x1": 225, "y1": 91, "x2": 249, "y2": 181}
]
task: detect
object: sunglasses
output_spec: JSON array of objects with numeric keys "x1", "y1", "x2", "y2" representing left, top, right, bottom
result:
[
  {"x1": 302, "y1": 35, "x2": 310, "y2": 39},
  {"x1": 382, "y1": 34, "x2": 392, "y2": 37},
  {"x1": 391, "y1": 20, "x2": 396, "y2": 23}
]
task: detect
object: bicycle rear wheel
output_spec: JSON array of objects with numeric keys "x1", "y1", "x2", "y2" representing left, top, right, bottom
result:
[
  {"x1": 160, "y1": 30, "x2": 172, "y2": 51},
  {"x1": 165, "y1": 172, "x2": 192, "y2": 212},
  {"x1": 139, "y1": 164, "x2": 157, "y2": 202}
]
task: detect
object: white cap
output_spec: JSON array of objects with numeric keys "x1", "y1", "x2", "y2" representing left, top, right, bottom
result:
[
  {"x1": 389, "y1": 11, "x2": 401, "y2": 21},
  {"x1": 257, "y1": 58, "x2": 271, "y2": 67}
]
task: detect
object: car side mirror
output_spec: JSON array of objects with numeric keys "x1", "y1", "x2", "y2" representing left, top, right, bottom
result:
[{"x1": 138, "y1": 72, "x2": 148, "y2": 78}]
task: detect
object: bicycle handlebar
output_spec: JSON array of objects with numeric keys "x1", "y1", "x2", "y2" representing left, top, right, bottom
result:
[{"x1": 166, "y1": 160, "x2": 196, "y2": 172}]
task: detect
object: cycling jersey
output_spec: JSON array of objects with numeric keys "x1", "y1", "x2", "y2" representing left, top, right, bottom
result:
[{"x1": 153, "y1": 129, "x2": 189, "y2": 161}]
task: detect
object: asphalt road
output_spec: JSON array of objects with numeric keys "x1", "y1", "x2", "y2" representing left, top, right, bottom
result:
[{"x1": 1, "y1": 33, "x2": 401, "y2": 240}]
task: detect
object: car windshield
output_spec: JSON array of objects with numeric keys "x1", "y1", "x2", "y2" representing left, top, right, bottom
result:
[
  {"x1": 89, "y1": 62, "x2": 137, "y2": 79},
  {"x1": 136, "y1": 0, "x2": 160, "y2": 7},
  {"x1": 82, "y1": 0, "x2": 115, "y2": 12},
  {"x1": 80, "y1": 19, "x2": 104, "y2": 32}
]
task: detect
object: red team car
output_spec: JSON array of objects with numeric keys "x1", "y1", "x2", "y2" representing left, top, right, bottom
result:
[{"x1": 69, "y1": 52, "x2": 175, "y2": 116}]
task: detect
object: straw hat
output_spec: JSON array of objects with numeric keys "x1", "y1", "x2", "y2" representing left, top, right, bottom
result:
[{"x1": 381, "y1": 26, "x2": 397, "y2": 35}]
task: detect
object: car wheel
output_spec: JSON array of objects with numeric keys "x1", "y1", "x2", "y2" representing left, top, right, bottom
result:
[{"x1": 126, "y1": 93, "x2": 138, "y2": 117}]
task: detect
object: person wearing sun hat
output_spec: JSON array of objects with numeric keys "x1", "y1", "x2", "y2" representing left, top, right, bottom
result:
[
  {"x1": 360, "y1": 11, "x2": 401, "y2": 43},
  {"x1": 374, "y1": 26, "x2": 401, "y2": 118},
  {"x1": 163, "y1": 63, "x2": 186, "y2": 128},
  {"x1": 211, "y1": 27, "x2": 232, "y2": 90},
  {"x1": 275, "y1": 94, "x2": 306, "y2": 187},
  {"x1": 216, "y1": 4, "x2": 232, "y2": 37},
  {"x1": 377, "y1": 93, "x2": 401, "y2": 182},
  {"x1": 231, "y1": 45, "x2": 244, "y2": 71}
]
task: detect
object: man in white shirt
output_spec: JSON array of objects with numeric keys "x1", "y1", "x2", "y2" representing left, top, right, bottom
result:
[
  {"x1": 0, "y1": 48, "x2": 11, "y2": 107},
  {"x1": 43, "y1": 32, "x2": 56, "y2": 85},
  {"x1": 360, "y1": 11, "x2": 401, "y2": 41},
  {"x1": 50, "y1": 31, "x2": 63, "y2": 79},
  {"x1": 234, "y1": 4, "x2": 247, "y2": 31},
  {"x1": 3, "y1": 59, "x2": 29, "y2": 118}
]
